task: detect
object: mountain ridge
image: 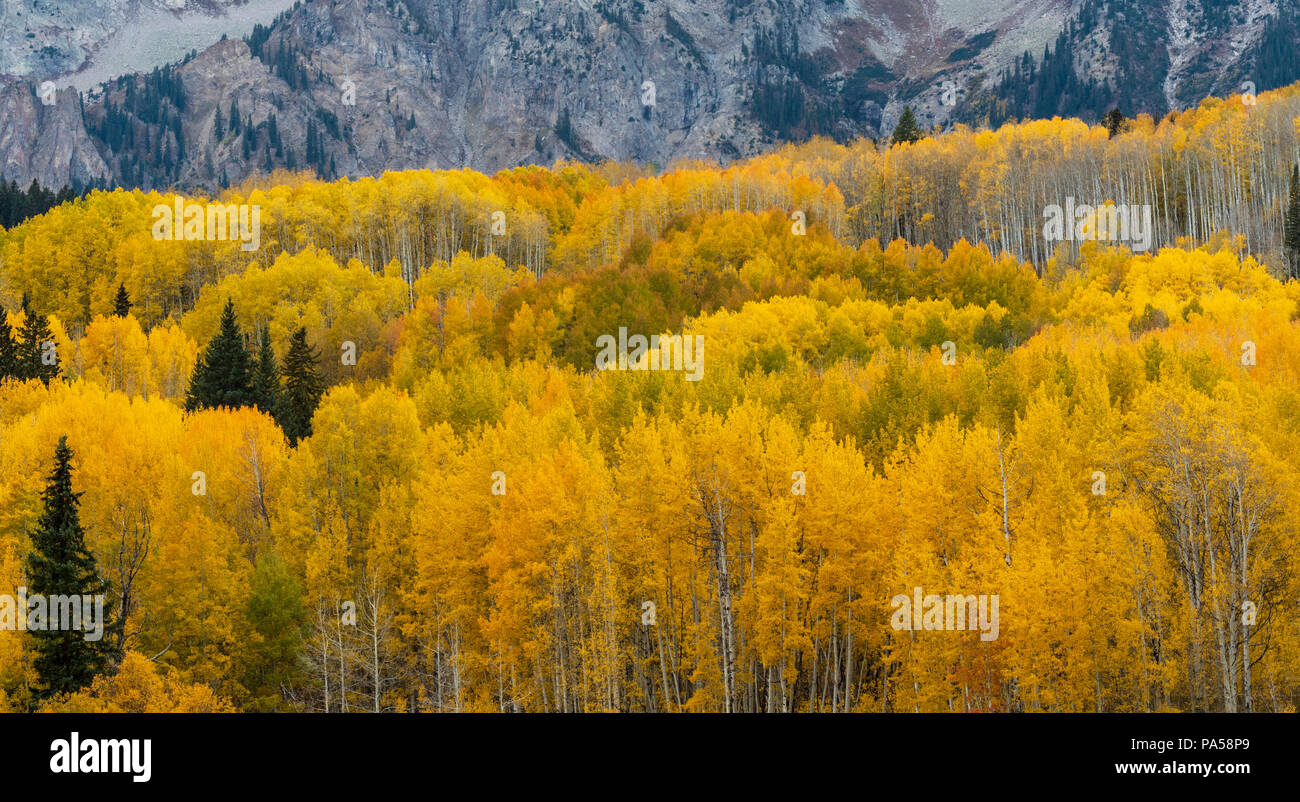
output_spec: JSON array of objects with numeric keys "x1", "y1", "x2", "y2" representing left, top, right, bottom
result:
[{"x1": 1, "y1": 0, "x2": 1297, "y2": 193}]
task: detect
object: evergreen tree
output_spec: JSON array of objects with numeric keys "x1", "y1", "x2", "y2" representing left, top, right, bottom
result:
[
  {"x1": 26, "y1": 436, "x2": 119, "y2": 700},
  {"x1": 1103, "y1": 108, "x2": 1127, "y2": 139},
  {"x1": 1285, "y1": 164, "x2": 1300, "y2": 279},
  {"x1": 185, "y1": 298, "x2": 254, "y2": 411},
  {"x1": 16, "y1": 306, "x2": 60, "y2": 385},
  {"x1": 251, "y1": 325, "x2": 281, "y2": 415},
  {"x1": 276, "y1": 326, "x2": 325, "y2": 446},
  {"x1": 0, "y1": 177, "x2": 81, "y2": 228},
  {"x1": 113, "y1": 283, "x2": 132, "y2": 317},
  {"x1": 0, "y1": 312, "x2": 17, "y2": 380},
  {"x1": 891, "y1": 106, "x2": 922, "y2": 145},
  {"x1": 555, "y1": 106, "x2": 575, "y2": 149}
]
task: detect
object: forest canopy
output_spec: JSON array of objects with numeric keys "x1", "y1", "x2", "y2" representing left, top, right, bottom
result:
[{"x1": 1, "y1": 83, "x2": 1299, "y2": 714}]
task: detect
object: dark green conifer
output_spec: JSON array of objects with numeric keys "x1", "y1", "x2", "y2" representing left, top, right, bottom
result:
[
  {"x1": 251, "y1": 325, "x2": 281, "y2": 416},
  {"x1": 113, "y1": 283, "x2": 131, "y2": 317},
  {"x1": 891, "y1": 106, "x2": 922, "y2": 145},
  {"x1": 26, "y1": 436, "x2": 119, "y2": 700},
  {"x1": 185, "y1": 298, "x2": 254, "y2": 411},
  {"x1": 275, "y1": 326, "x2": 324, "y2": 446}
]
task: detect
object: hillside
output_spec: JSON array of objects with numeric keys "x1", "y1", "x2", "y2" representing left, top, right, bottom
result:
[{"x1": 1, "y1": 81, "x2": 1299, "y2": 713}]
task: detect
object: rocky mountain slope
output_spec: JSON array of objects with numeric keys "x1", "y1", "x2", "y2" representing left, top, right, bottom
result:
[
  {"x1": 1, "y1": 0, "x2": 298, "y2": 86},
  {"x1": 0, "y1": 0, "x2": 1296, "y2": 192},
  {"x1": 956, "y1": 0, "x2": 1296, "y2": 126}
]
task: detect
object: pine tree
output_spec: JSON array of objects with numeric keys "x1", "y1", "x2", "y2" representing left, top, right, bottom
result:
[
  {"x1": 113, "y1": 283, "x2": 132, "y2": 317},
  {"x1": 891, "y1": 106, "x2": 922, "y2": 145},
  {"x1": 1285, "y1": 164, "x2": 1300, "y2": 279},
  {"x1": 1103, "y1": 108, "x2": 1127, "y2": 139},
  {"x1": 276, "y1": 326, "x2": 325, "y2": 446},
  {"x1": 185, "y1": 298, "x2": 254, "y2": 412},
  {"x1": 26, "y1": 436, "x2": 119, "y2": 701},
  {"x1": 0, "y1": 312, "x2": 17, "y2": 380},
  {"x1": 16, "y1": 306, "x2": 60, "y2": 385},
  {"x1": 251, "y1": 325, "x2": 281, "y2": 415}
]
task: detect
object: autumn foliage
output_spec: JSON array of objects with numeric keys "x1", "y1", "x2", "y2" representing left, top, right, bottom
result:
[{"x1": 2, "y1": 86, "x2": 1299, "y2": 713}]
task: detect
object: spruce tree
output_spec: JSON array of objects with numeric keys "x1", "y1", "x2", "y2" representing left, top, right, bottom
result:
[
  {"x1": 276, "y1": 326, "x2": 325, "y2": 446},
  {"x1": 113, "y1": 283, "x2": 132, "y2": 317},
  {"x1": 185, "y1": 298, "x2": 254, "y2": 411},
  {"x1": 0, "y1": 312, "x2": 17, "y2": 381},
  {"x1": 891, "y1": 106, "x2": 922, "y2": 145},
  {"x1": 16, "y1": 306, "x2": 60, "y2": 385},
  {"x1": 251, "y1": 325, "x2": 281, "y2": 415},
  {"x1": 1285, "y1": 164, "x2": 1300, "y2": 279},
  {"x1": 26, "y1": 436, "x2": 118, "y2": 700},
  {"x1": 1103, "y1": 108, "x2": 1127, "y2": 139}
]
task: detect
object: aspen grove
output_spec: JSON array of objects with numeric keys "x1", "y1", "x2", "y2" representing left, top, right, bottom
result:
[{"x1": 1, "y1": 83, "x2": 1299, "y2": 713}]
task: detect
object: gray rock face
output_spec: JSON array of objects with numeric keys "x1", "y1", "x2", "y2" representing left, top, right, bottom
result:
[
  {"x1": 0, "y1": 80, "x2": 109, "y2": 186},
  {"x1": 0, "y1": 0, "x2": 1292, "y2": 191}
]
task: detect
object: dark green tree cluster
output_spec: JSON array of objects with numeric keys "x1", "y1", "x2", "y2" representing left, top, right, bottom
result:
[
  {"x1": 26, "y1": 436, "x2": 121, "y2": 701},
  {"x1": 91, "y1": 65, "x2": 187, "y2": 189},
  {"x1": 304, "y1": 118, "x2": 336, "y2": 179},
  {"x1": 1249, "y1": 4, "x2": 1300, "y2": 93},
  {"x1": 746, "y1": 26, "x2": 838, "y2": 141},
  {"x1": 0, "y1": 178, "x2": 80, "y2": 229},
  {"x1": 0, "y1": 295, "x2": 62, "y2": 385},
  {"x1": 955, "y1": 0, "x2": 1120, "y2": 127},
  {"x1": 184, "y1": 298, "x2": 325, "y2": 445},
  {"x1": 554, "y1": 107, "x2": 577, "y2": 151}
]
